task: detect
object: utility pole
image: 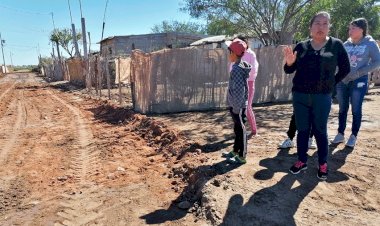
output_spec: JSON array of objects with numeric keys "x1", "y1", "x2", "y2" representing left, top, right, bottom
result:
[
  {"x1": 67, "y1": 0, "x2": 80, "y2": 57},
  {"x1": 79, "y1": 0, "x2": 88, "y2": 59},
  {"x1": 0, "y1": 32, "x2": 6, "y2": 73},
  {"x1": 51, "y1": 12, "x2": 56, "y2": 29},
  {"x1": 50, "y1": 12, "x2": 56, "y2": 59},
  {"x1": 37, "y1": 44, "x2": 42, "y2": 65},
  {"x1": 101, "y1": 0, "x2": 109, "y2": 41},
  {"x1": 9, "y1": 52, "x2": 13, "y2": 68}
]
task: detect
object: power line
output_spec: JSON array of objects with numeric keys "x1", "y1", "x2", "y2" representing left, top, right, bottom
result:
[
  {"x1": 3, "y1": 28, "x2": 49, "y2": 34},
  {"x1": 79, "y1": 0, "x2": 83, "y2": 18},
  {"x1": 6, "y1": 44, "x2": 37, "y2": 48},
  {"x1": 0, "y1": 4, "x2": 50, "y2": 15},
  {"x1": 67, "y1": 0, "x2": 74, "y2": 24}
]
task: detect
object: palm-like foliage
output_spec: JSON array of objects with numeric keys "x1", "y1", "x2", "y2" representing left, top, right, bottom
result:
[{"x1": 50, "y1": 28, "x2": 82, "y2": 58}]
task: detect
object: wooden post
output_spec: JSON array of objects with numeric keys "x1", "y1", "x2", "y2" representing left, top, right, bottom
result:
[
  {"x1": 118, "y1": 57, "x2": 122, "y2": 105},
  {"x1": 106, "y1": 58, "x2": 111, "y2": 99}
]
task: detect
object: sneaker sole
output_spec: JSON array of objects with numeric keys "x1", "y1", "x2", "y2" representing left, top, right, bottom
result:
[
  {"x1": 317, "y1": 174, "x2": 327, "y2": 180},
  {"x1": 331, "y1": 140, "x2": 345, "y2": 144},
  {"x1": 289, "y1": 166, "x2": 307, "y2": 174}
]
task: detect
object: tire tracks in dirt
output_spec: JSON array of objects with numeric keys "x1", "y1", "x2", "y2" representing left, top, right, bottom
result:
[
  {"x1": 0, "y1": 81, "x2": 17, "y2": 119},
  {"x1": 0, "y1": 88, "x2": 29, "y2": 223},
  {"x1": 47, "y1": 90, "x2": 106, "y2": 226},
  {"x1": 0, "y1": 90, "x2": 26, "y2": 165},
  {"x1": 48, "y1": 90, "x2": 95, "y2": 184}
]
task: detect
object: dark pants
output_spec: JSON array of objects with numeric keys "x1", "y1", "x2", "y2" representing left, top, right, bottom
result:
[
  {"x1": 229, "y1": 107, "x2": 247, "y2": 158},
  {"x1": 287, "y1": 114, "x2": 314, "y2": 140},
  {"x1": 336, "y1": 75, "x2": 368, "y2": 137},
  {"x1": 293, "y1": 92, "x2": 331, "y2": 165}
]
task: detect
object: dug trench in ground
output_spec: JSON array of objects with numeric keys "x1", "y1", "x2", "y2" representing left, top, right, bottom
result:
[
  {"x1": 53, "y1": 84, "x2": 228, "y2": 224},
  {"x1": 48, "y1": 82, "x2": 240, "y2": 225}
]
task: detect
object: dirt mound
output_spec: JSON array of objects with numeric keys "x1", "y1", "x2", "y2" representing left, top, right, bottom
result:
[
  {"x1": 91, "y1": 102, "x2": 135, "y2": 124},
  {"x1": 90, "y1": 101, "x2": 214, "y2": 209}
]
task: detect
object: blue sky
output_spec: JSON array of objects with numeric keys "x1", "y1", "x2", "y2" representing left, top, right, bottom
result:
[{"x1": 0, "y1": 0, "x2": 203, "y2": 65}]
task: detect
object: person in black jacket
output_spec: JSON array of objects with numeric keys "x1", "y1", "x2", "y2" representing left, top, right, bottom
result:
[{"x1": 283, "y1": 11, "x2": 350, "y2": 180}]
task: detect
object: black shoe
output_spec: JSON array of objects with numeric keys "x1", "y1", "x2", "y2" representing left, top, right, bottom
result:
[
  {"x1": 317, "y1": 163, "x2": 328, "y2": 180},
  {"x1": 289, "y1": 161, "x2": 307, "y2": 174}
]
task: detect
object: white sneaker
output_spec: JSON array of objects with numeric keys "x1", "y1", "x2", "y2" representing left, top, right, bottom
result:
[
  {"x1": 331, "y1": 133, "x2": 345, "y2": 144},
  {"x1": 279, "y1": 138, "x2": 294, "y2": 148},
  {"x1": 345, "y1": 134, "x2": 357, "y2": 147},
  {"x1": 308, "y1": 137, "x2": 317, "y2": 149}
]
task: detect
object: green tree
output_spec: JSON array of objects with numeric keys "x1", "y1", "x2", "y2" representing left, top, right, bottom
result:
[
  {"x1": 182, "y1": 0, "x2": 314, "y2": 45},
  {"x1": 50, "y1": 28, "x2": 82, "y2": 58},
  {"x1": 50, "y1": 29, "x2": 62, "y2": 62},
  {"x1": 206, "y1": 16, "x2": 241, "y2": 35},
  {"x1": 151, "y1": 20, "x2": 206, "y2": 34},
  {"x1": 330, "y1": 0, "x2": 380, "y2": 40},
  {"x1": 295, "y1": 0, "x2": 380, "y2": 41}
]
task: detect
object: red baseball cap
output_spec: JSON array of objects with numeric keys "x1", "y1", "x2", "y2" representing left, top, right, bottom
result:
[{"x1": 225, "y1": 38, "x2": 247, "y2": 57}]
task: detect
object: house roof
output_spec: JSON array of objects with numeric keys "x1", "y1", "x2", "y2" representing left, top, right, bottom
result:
[
  {"x1": 190, "y1": 35, "x2": 232, "y2": 46},
  {"x1": 98, "y1": 32, "x2": 207, "y2": 44}
]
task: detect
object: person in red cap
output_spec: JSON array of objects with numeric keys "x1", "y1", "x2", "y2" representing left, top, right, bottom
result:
[
  {"x1": 222, "y1": 38, "x2": 252, "y2": 164},
  {"x1": 229, "y1": 35, "x2": 259, "y2": 138}
]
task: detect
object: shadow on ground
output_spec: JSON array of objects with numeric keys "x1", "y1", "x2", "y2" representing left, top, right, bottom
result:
[{"x1": 220, "y1": 144, "x2": 353, "y2": 225}]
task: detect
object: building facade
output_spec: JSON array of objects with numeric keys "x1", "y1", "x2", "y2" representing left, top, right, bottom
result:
[{"x1": 99, "y1": 32, "x2": 207, "y2": 59}]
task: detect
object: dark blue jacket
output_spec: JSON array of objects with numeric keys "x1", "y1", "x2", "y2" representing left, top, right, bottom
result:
[{"x1": 284, "y1": 37, "x2": 350, "y2": 94}]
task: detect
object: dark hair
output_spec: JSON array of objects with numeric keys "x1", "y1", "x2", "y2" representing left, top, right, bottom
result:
[
  {"x1": 351, "y1": 18, "x2": 368, "y2": 36},
  {"x1": 309, "y1": 11, "x2": 331, "y2": 27}
]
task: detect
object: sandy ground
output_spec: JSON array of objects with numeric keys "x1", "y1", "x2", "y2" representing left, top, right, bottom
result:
[{"x1": 0, "y1": 73, "x2": 379, "y2": 226}]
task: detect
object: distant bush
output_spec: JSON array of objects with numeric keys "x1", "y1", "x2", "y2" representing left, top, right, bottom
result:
[
  {"x1": 31, "y1": 67, "x2": 39, "y2": 73},
  {"x1": 13, "y1": 65, "x2": 37, "y2": 72}
]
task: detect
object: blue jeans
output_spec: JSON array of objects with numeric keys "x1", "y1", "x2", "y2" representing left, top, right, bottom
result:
[
  {"x1": 293, "y1": 92, "x2": 332, "y2": 165},
  {"x1": 336, "y1": 75, "x2": 368, "y2": 137}
]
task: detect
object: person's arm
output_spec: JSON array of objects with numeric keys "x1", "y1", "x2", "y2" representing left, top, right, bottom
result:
[
  {"x1": 342, "y1": 40, "x2": 380, "y2": 83},
  {"x1": 250, "y1": 50, "x2": 259, "y2": 79},
  {"x1": 335, "y1": 40, "x2": 351, "y2": 84}
]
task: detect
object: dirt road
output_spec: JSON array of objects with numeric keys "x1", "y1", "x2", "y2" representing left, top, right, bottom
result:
[
  {"x1": 1, "y1": 73, "x2": 379, "y2": 226},
  {"x1": 0, "y1": 73, "x2": 206, "y2": 226}
]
